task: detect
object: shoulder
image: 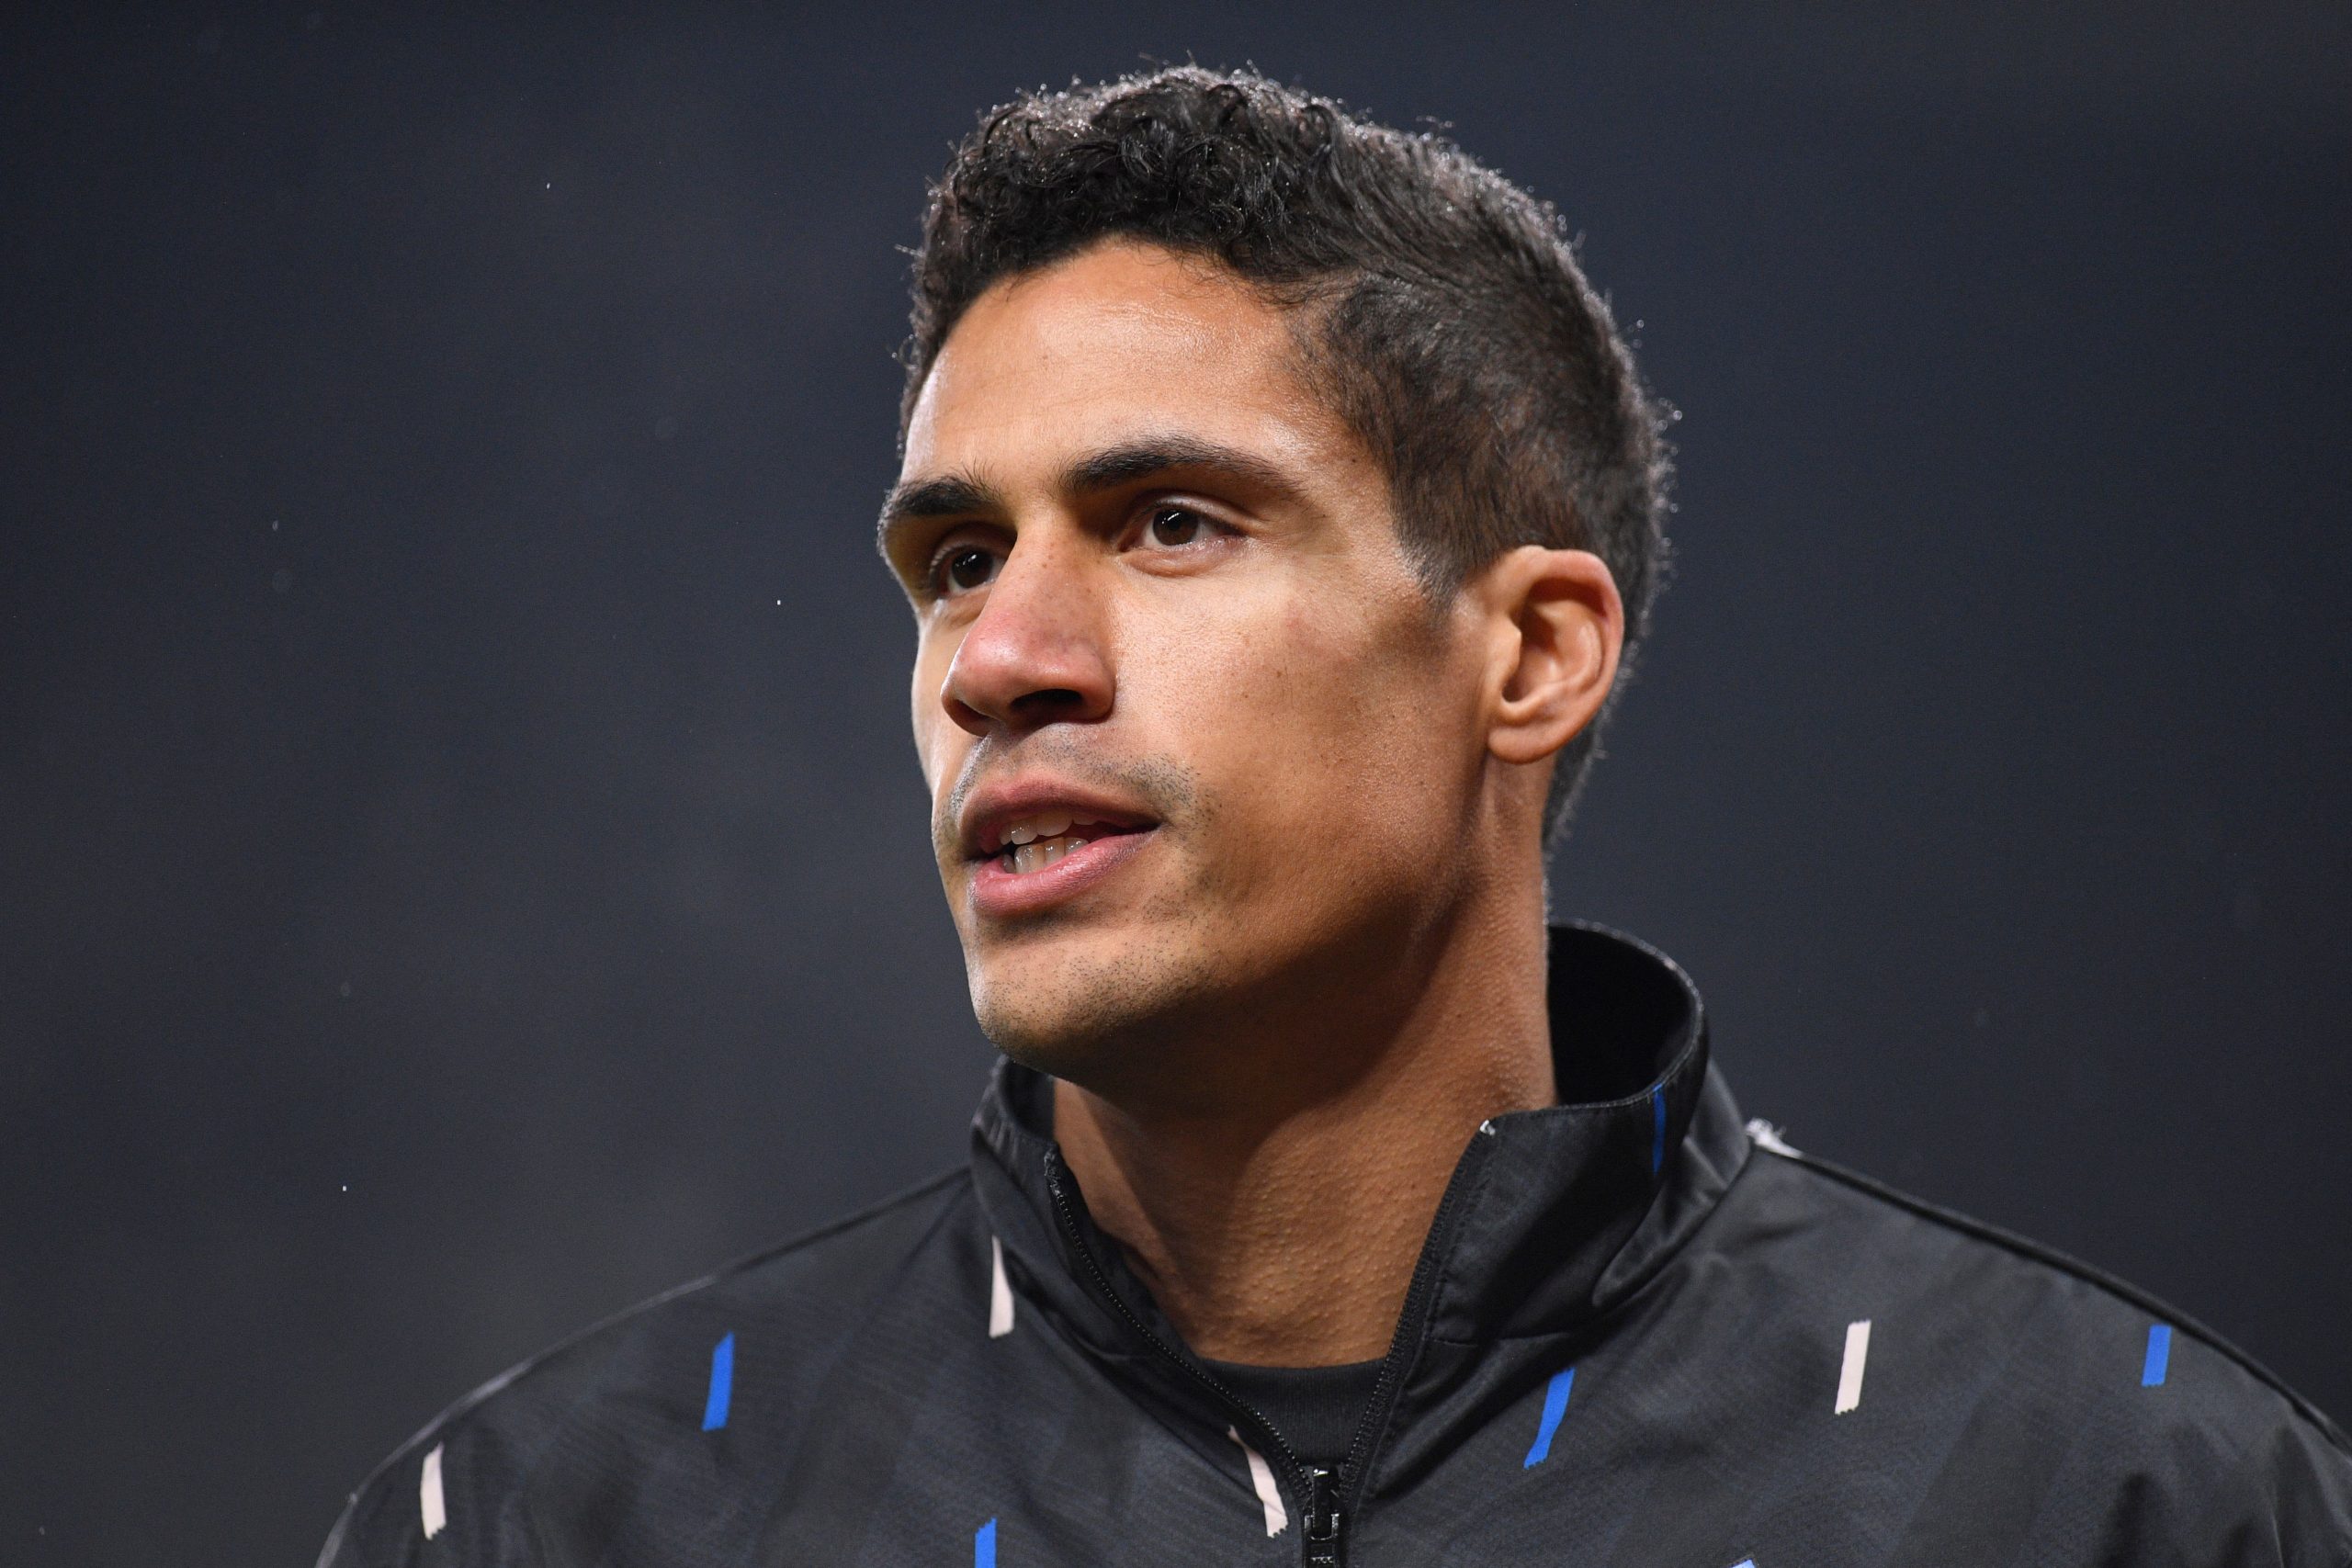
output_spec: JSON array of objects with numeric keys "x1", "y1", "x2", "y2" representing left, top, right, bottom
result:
[
  {"x1": 315, "y1": 1167, "x2": 973, "y2": 1567},
  {"x1": 1718, "y1": 1131, "x2": 2352, "y2": 1563}
]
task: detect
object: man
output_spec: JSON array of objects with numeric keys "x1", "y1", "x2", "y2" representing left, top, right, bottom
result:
[{"x1": 321, "y1": 66, "x2": 2351, "y2": 1566}]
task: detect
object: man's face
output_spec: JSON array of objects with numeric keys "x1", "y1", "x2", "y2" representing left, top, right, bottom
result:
[{"x1": 883, "y1": 240, "x2": 1494, "y2": 1090}]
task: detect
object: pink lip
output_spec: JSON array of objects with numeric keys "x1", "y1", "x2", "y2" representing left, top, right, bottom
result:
[{"x1": 967, "y1": 825, "x2": 1156, "y2": 918}]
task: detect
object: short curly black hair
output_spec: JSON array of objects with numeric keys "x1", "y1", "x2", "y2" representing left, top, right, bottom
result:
[{"x1": 900, "y1": 66, "x2": 1672, "y2": 844}]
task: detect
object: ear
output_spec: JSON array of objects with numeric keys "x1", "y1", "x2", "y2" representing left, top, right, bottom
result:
[{"x1": 1476, "y1": 546, "x2": 1624, "y2": 769}]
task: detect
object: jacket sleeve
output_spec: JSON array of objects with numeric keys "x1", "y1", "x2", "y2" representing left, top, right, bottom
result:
[
  {"x1": 316, "y1": 1423, "x2": 541, "y2": 1568},
  {"x1": 2131, "y1": 1394, "x2": 2352, "y2": 1568},
  {"x1": 2231, "y1": 1409, "x2": 2352, "y2": 1568}
]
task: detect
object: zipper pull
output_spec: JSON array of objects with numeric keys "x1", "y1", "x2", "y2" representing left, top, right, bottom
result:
[{"x1": 1302, "y1": 1465, "x2": 1341, "y2": 1565}]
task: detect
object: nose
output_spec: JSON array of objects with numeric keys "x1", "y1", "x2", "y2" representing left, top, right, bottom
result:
[{"x1": 940, "y1": 536, "x2": 1114, "y2": 738}]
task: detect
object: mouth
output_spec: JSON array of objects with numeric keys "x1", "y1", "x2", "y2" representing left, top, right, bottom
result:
[
  {"x1": 958, "y1": 785, "x2": 1161, "y2": 915},
  {"x1": 978, "y1": 812, "x2": 1151, "y2": 876}
]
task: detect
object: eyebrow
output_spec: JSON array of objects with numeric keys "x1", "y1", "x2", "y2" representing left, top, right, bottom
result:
[
  {"x1": 1066, "y1": 435, "x2": 1297, "y2": 499},
  {"x1": 876, "y1": 473, "x2": 1001, "y2": 536},
  {"x1": 876, "y1": 434, "x2": 1305, "y2": 556}
]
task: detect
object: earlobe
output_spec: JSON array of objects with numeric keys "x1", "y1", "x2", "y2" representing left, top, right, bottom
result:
[{"x1": 1486, "y1": 547, "x2": 1623, "y2": 767}]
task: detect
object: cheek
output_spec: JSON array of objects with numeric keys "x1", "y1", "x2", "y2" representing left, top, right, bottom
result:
[{"x1": 1139, "y1": 591, "x2": 1462, "y2": 854}]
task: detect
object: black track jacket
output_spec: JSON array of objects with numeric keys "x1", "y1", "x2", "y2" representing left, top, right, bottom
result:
[{"x1": 320, "y1": 925, "x2": 2352, "y2": 1566}]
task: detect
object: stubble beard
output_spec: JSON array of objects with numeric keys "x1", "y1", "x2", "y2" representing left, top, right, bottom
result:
[
  {"x1": 968, "y1": 918, "x2": 1229, "y2": 1092},
  {"x1": 939, "y1": 734, "x2": 1225, "y2": 1090}
]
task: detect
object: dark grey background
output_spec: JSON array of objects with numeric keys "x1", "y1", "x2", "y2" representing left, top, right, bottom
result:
[{"x1": 4, "y1": 5, "x2": 2346, "y2": 1562}]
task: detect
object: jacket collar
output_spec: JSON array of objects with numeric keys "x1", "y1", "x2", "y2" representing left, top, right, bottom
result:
[{"x1": 968, "y1": 921, "x2": 1749, "y2": 1420}]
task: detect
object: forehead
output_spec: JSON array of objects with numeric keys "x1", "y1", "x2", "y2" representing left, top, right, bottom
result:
[{"x1": 901, "y1": 240, "x2": 1351, "y2": 482}]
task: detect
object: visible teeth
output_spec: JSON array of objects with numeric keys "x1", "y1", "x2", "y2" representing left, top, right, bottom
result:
[
  {"x1": 1004, "y1": 813, "x2": 1072, "y2": 849},
  {"x1": 1005, "y1": 832, "x2": 1089, "y2": 874},
  {"x1": 1001, "y1": 808, "x2": 1086, "y2": 853}
]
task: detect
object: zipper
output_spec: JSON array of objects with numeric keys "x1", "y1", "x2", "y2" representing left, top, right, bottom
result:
[
  {"x1": 1044, "y1": 1149, "x2": 1330, "y2": 1561},
  {"x1": 1317, "y1": 1123, "x2": 1495, "y2": 1564},
  {"x1": 1303, "y1": 1465, "x2": 1340, "y2": 1562},
  {"x1": 1042, "y1": 1126, "x2": 1497, "y2": 1567}
]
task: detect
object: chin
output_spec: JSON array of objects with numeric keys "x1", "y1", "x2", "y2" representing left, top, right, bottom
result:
[
  {"x1": 967, "y1": 963, "x2": 1148, "y2": 1066},
  {"x1": 966, "y1": 937, "x2": 1219, "y2": 1086}
]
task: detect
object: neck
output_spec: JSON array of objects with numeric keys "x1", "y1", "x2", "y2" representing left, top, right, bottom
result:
[{"x1": 1052, "y1": 886, "x2": 1556, "y2": 1367}]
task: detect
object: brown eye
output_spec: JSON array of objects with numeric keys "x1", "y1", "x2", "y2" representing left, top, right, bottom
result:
[
  {"x1": 944, "y1": 547, "x2": 998, "y2": 592},
  {"x1": 1148, "y1": 506, "x2": 1203, "y2": 546}
]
